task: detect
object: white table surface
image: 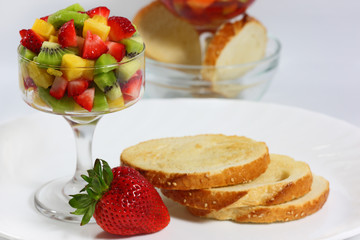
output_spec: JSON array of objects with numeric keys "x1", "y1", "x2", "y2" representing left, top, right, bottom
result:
[{"x1": 0, "y1": 0, "x2": 359, "y2": 239}]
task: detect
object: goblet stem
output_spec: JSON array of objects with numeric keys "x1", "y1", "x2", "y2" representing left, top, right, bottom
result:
[{"x1": 34, "y1": 115, "x2": 101, "y2": 223}]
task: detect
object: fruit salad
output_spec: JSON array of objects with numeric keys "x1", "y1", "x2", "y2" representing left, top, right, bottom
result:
[{"x1": 18, "y1": 3, "x2": 145, "y2": 115}]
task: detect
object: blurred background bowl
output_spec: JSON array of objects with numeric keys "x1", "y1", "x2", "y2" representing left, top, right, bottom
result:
[{"x1": 145, "y1": 37, "x2": 281, "y2": 100}]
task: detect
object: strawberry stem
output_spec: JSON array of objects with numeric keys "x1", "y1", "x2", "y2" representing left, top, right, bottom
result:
[{"x1": 69, "y1": 159, "x2": 113, "y2": 225}]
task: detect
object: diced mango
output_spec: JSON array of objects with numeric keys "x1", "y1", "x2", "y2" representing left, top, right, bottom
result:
[
  {"x1": 27, "y1": 61, "x2": 54, "y2": 88},
  {"x1": 61, "y1": 54, "x2": 88, "y2": 81},
  {"x1": 92, "y1": 15, "x2": 108, "y2": 25},
  {"x1": 107, "y1": 96, "x2": 125, "y2": 109},
  {"x1": 82, "y1": 59, "x2": 95, "y2": 80},
  {"x1": 49, "y1": 35, "x2": 58, "y2": 43},
  {"x1": 32, "y1": 19, "x2": 56, "y2": 40},
  {"x1": 83, "y1": 18, "x2": 110, "y2": 41}
]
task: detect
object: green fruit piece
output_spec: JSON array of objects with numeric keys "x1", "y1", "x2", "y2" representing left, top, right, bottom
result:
[
  {"x1": 19, "y1": 45, "x2": 36, "y2": 60},
  {"x1": 38, "y1": 87, "x2": 75, "y2": 113},
  {"x1": 94, "y1": 54, "x2": 117, "y2": 75},
  {"x1": 120, "y1": 35, "x2": 144, "y2": 58},
  {"x1": 64, "y1": 3, "x2": 85, "y2": 12},
  {"x1": 48, "y1": 10, "x2": 89, "y2": 30},
  {"x1": 94, "y1": 71, "x2": 122, "y2": 100},
  {"x1": 36, "y1": 41, "x2": 70, "y2": 67},
  {"x1": 116, "y1": 57, "x2": 141, "y2": 82},
  {"x1": 93, "y1": 87, "x2": 109, "y2": 112},
  {"x1": 27, "y1": 61, "x2": 54, "y2": 88}
]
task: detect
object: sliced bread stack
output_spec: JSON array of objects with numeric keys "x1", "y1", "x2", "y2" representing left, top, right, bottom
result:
[{"x1": 120, "y1": 134, "x2": 329, "y2": 223}]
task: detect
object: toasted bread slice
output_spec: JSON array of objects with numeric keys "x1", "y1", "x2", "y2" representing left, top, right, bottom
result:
[
  {"x1": 162, "y1": 154, "x2": 313, "y2": 210},
  {"x1": 133, "y1": 1, "x2": 202, "y2": 65},
  {"x1": 121, "y1": 134, "x2": 270, "y2": 190},
  {"x1": 187, "y1": 175, "x2": 329, "y2": 223}
]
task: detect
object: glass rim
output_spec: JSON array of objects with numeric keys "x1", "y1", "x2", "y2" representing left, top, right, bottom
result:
[
  {"x1": 146, "y1": 36, "x2": 281, "y2": 70},
  {"x1": 17, "y1": 43, "x2": 145, "y2": 70}
]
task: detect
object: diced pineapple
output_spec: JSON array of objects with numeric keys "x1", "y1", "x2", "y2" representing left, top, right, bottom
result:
[
  {"x1": 92, "y1": 15, "x2": 108, "y2": 25},
  {"x1": 49, "y1": 35, "x2": 58, "y2": 43},
  {"x1": 47, "y1": 68, "x2": 63, "y2": 77},
  {"x1": 61, "y1": 54, "x2": 88, "y2": 81},
  {"x1": 107, "y1": 96, "x2": 125, "y2": 109},
  {"x1": 82, "y1": 18, "x2": 110, "y2": 41},
  {"x1": 32, "y1": 19, "x2": 56, "y2": 40},
  {"x1": 27, "y1": 61, "x2": 54, "y2": 88},
  {"x1": 82, "y1": 59, "x2": 95, "y2": 80}
]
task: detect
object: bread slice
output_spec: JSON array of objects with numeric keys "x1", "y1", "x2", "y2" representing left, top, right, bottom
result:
[
  {"x1": 133, "y1": 1, "x2": 202, "y2": 65},
  {"x1": 161, "y1": 154, "x2": 313, "y2": 210},
  {"x1": 121, "y1": 134, "x2": 270, "y2": 190},
  {"x1": 187, "y1": 175, "x2": 329, "y2": 223}
]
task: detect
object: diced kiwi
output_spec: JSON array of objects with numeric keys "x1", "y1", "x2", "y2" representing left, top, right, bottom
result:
[
  {"x1": 19, "y1": 45, "x2": 36, "y2": 60},
  {"x1": 94, "y1": 71, "x2": 122, "y2": 100},
  {"x1": 116, "y1": 57, "x2": 141, "y2": 82},
  {"x1": 94, "y1": 54, "x2": 117, "y2": 75},
  {"x1": 64, "y1": 3, "x2": 85, "y2": 12},
  {"x1": 38, "y1": 87, "x2": 75, "y2": 113},
  {"x1": 35, "y1": 41, "x2": 70, "y2": 67},
  {"x1": 120, "y1": 35, "x2": 144, "y2": 58},
  {"x1": 27, "y1": 61, "x2": 54, "y2": 88},
  {"x1": 48, "y1": 10, "x2": 89, "y2": 31},
  {"x1": 93, "y1": 87, "x2": 109, "y2": 112}
]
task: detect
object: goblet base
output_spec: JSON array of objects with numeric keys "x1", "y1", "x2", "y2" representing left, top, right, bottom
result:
[{"x1": 34, "y1": 176, "x2": 95, "y2": 224}]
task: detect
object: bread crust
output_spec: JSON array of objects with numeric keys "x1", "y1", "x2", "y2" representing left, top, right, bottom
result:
[
  {"x1": 187, "y1": 176, "x2": 329, "y2": 223},
  {"x1": 161, "y1": 154, "x2": 313, "y2": 210},
  {"x1": 121, "y1": 134, "x2": 270, "y2": 190}
]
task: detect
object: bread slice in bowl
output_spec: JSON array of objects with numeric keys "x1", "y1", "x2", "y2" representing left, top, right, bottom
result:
[
  {"x1": 133, "y1": 0, "x2": 202, "y2": 65},
  {"x1": 161, "y1": 154, "x2": 313, "y2": 210},
  {"x1": 121, "y1": 134, "x2": 270, "y2": 190},
  {"x1": 187, "y1": 175, "x2": 329, "y2": 223}
]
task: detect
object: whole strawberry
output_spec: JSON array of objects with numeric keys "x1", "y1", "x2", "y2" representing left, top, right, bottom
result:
[{"x1": 69, "y1": 159, "x2": 170, "y2": 235}]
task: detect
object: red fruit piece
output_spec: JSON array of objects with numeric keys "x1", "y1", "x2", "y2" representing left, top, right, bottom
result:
[
  {"x1": 73, "y1": 87, "x2": 94, "y2": 111},
  {"x1": 19, "y1": 29, "x2": 44, "y2": 54},
  {"x1": 50, "y1": 77, "x2": 68, "y2": 99},
  {"x1": 58, "y1": 19, "x2": 77, "y2": 48},
  {"x1": 69, "y1": 159, "x2": 170, "y2": 236},
  {"x1": 40, "y1": 15, "x2": 49, "y2": 22},
  {"x1": 82, "y1": 31, "x2": 108, "y2": 60},
  {"x1": 106, "y1": 41, "x2": 126, "y2": 62},
  {"x1": 107, "y1": 16, "x2": 136, "y2": 41},
  {"x1": 67, "y1": 78, "x2": 89, "y2": 97},
  {"x1": 24, "y1": 77, "x2": 37, "y2": 90},
  {"x1": 86, "y1": 6, "x2": 110, "y2": 19},
  {"x1": 121, "y1": 70, "x2": 143, "y2": 102}
]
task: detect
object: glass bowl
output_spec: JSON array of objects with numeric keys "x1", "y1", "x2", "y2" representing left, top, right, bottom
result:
[{"x1": 145, "y1": 37, "x2": 281, "y2": 100}]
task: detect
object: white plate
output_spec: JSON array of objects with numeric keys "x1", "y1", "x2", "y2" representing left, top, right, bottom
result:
[{"x1": 1, "y1": 99, "x2": 360, "y2": 240}]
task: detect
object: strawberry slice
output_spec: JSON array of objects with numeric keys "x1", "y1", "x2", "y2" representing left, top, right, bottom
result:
[
  {"x1": 86, "y1": 6, "x2": 110, "y2": 19},
  {"x1": 40, "y1": 15, "x2": 49, "y2": 22},
  {"x1": 73, "y1": 87, "x2": 95, "y2": 112},
  {"x1": 107, "y1": 16, "x2": 136, "y2": 41},
  {"x1": 58, "y1": 19, "x2": 77, "y2": 48},
  {"x1": 120, "y1": 70, "x2": 143, "y2": 102},
  {"x1": 19, "y1": 29, "x2": 44, "y2": 54},
  {"x1": 82, "y1": 31, "x2": 108, "y2": 60},
  {"x1": 67, "y1": 78, "x2": 89, "y2": 97},
  {"x1": 106, "y1": 41, "x2": 126, "y2": 62},
  {"x1": 50, "y1": 77, "x2": 68, "y2": 99}
]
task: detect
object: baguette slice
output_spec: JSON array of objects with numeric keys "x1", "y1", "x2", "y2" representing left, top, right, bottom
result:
[
  {"x1": 162, "y1": 154, "x2": 313, "y2": 210},
  {"x1": 133, "y1": 1, "x2": 202, "y2": 65},
  {"x1": 187, "y1": 175, "x2": 329, "y2": 223},
  {"x1": 121, "y1": 134, "x2": 270, "y2": 190}
]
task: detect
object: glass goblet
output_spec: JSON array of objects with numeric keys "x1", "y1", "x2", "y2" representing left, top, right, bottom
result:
[{"x1": 18, "y1": 45, "x2": 145, "y2": 223}]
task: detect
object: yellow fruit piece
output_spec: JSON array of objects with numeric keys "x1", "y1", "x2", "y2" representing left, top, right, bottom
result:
[
  {"x1": 61, "y1": 54, "x2": 88, "y2": 81},
  {"x1": 82, "y1": 59, "x2": 95, "y2": 80},
  {"x1": 47, "y1": 68, "x2": 63, "y2": 77},
  {"x1": 92, "y1": 15, "x2": 107, "y2": 25},
  {"x1": 31, "y1": 19, "x2": 56, "y2": 40},
  {"x1": 108, "y1": 96, "x2": 125, "y2": 109},
  {"x1": 27, "y1": 61, "x2": 54, "y2": 88},
  {"x1": 49, "y1": 35, "x2": 58, "y2": 43},
  {"x1": 83, "y1": 18, "x2": 110, "y2": 41}
]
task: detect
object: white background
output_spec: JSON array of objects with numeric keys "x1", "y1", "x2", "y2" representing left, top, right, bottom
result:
[{"x1": 0, "y1": 0, "x2": 359, "y2": 239}]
